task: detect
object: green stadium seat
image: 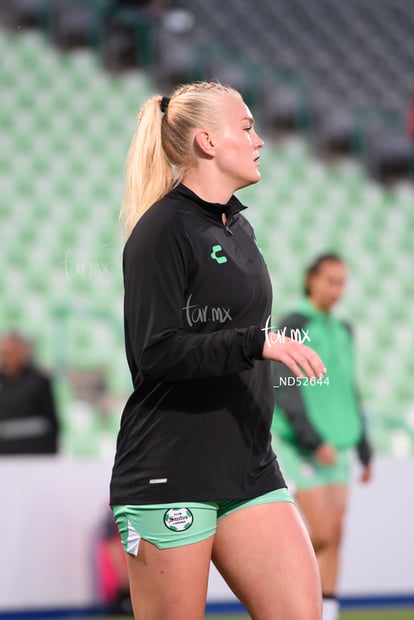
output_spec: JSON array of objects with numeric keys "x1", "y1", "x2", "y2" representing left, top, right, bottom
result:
[{"x1": 1, "y1": 26, "x2": 413, "y2": 455}]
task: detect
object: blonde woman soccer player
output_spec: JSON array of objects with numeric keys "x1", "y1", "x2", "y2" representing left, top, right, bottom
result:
[{"x1": 110, "y1": 82, "x2": 327, "y2": 620}]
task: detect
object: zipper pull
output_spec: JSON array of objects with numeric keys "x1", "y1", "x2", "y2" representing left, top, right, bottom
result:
[{"x1": 222, "y1": 212, "x2": 233, "y2": 235}]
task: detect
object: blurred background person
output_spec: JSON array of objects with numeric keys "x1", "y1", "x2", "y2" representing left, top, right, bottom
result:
[
  {"x1": 272, "y1": 253, "x2": 373, "y2": 620},
  {"x1": 0, "y1": 331, "x2": 60, "y2": 455}
]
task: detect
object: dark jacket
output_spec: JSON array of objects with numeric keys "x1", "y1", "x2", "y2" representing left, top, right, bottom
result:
[
  {"x1": 0, "y1": 365, "x2": 59, "y2": 454},
  {"x1": 110, "y1": 184, "x2": 286, "y2": 504}
]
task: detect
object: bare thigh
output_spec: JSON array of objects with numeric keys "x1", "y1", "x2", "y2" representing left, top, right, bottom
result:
[
  {"x1": 212, "y1": 501, "x2": 322, "y2": 620},
  {"x1": 295, "y1": 484, "x2": 348, "y2": 545},
  {"x1": 126, "y1": 536, "x2": 214, "y2": 620}
]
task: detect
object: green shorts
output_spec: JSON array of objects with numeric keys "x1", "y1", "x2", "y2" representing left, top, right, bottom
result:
[
  {"x1": 274, "y1": 438, "x2": 351, "y2": 491},
  {"x1": 112, "y1": 488, "x2": 294, "y2": 553}
]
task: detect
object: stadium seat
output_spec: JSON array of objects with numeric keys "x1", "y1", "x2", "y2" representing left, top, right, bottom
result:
[{"x1": 1, "y1": 24, "x2": 413, "y2": 457}]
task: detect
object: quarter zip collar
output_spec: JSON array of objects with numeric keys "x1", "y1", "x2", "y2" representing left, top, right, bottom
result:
[{"x1": 169, "y1": 183, "x2": 247, "y2": 223}]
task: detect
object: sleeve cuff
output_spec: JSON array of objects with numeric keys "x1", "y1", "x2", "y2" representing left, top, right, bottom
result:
[{"x1": 249, "y1": 325, "x2": 266, "y2": 360}]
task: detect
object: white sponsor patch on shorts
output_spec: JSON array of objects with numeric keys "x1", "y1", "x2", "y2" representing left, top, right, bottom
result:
[{"x1": 163, "y1": 508, "x2": 194, "y2": 532}]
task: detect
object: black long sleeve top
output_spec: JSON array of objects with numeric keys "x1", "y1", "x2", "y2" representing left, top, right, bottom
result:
[{"x1": 110, "y1": 184, "x2": 286, "y2": 505}]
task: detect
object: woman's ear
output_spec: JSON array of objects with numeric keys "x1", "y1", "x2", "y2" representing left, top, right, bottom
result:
[{"x1": 194, "y1": 130, "x2": 216, "y2": 157}]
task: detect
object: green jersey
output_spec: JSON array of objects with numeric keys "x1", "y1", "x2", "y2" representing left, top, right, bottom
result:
[{"x1": 272, "y1": 298, "x2": 371, "y2": 463}]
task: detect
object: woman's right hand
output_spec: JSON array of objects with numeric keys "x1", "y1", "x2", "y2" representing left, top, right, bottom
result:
[{"x1": 262, "y1": 334, "x2": 326, "y2": 381}]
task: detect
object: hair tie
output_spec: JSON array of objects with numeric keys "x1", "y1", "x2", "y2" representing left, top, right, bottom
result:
[{"x1": 160, "y1": 96, "x2": 170, "y2": 114}]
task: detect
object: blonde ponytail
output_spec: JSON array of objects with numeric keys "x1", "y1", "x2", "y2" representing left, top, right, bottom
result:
[
  {"x1": 120, "y1": 95, "x2": 176, "y2": 236},
  {"x1": 120, "y1": 83, "x2": 241, "y2": 237}
]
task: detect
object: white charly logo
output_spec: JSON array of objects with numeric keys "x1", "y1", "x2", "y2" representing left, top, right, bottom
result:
[{"x1": 163, "y1": 508, "x2": 194, "y2": 532}]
